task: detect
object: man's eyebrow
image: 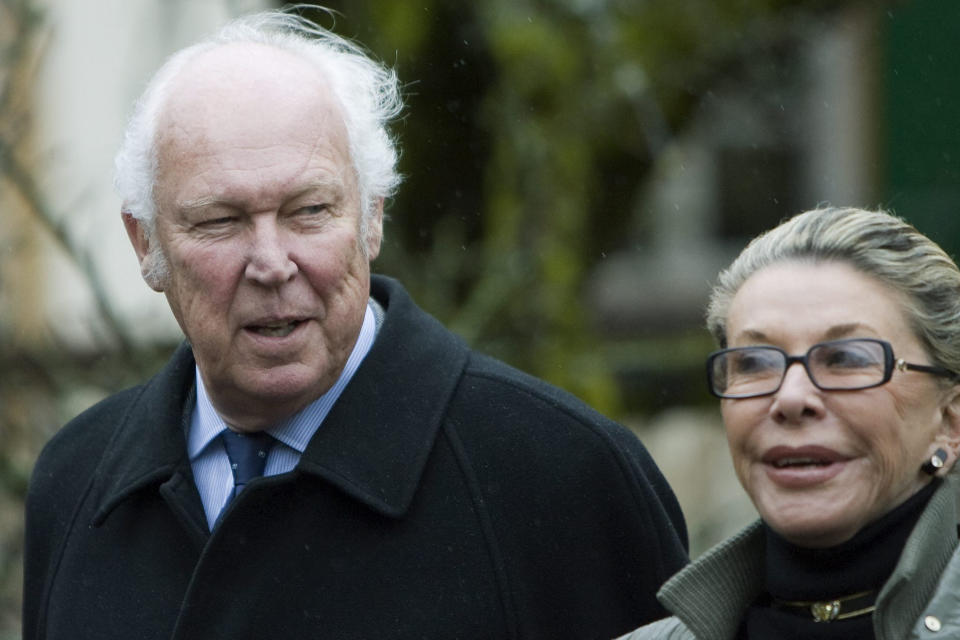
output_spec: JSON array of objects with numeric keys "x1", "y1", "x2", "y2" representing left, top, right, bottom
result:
[
  {"x1": 176, "y1": 196, "x2": 222, "y2": 212},
  {"x1": 176, "y1": 179, "x2": 347, "y2": 212},
  {"x1": 293, "y1": 179, "x2": 345, "y2": 197}
]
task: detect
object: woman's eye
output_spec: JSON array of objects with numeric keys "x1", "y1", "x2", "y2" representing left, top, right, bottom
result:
[
  {"x1": 820, "y1": 346, "x2": 875, "y2": 369},
  {"x1": 731, "y1": 351, "x2": 779, "y2": 374}
]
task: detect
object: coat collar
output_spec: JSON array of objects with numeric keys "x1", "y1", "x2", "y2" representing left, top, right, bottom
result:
[
  {"x1": 91, "y1": 276, "x2": 469, "y2": 526},
  {"x1": 293, "y1": 275, "x2": 469, "y2": 517},
  {"x1": 658, "y1": 473, "x2": 960, "y2": 640},
  {"x1": 657, "y1": 520, "x2": 765, "y2": 640},
  {"x1": 91, "y1": 342, "x2": 199, "y2": 527},
  {"x1": 874, "y1": 472, "x2": 960, "y2": 638}
]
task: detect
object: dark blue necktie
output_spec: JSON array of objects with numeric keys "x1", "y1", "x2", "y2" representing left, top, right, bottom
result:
[{"x1": 221, "y1": 429, "x2": 275, "y2": 499}]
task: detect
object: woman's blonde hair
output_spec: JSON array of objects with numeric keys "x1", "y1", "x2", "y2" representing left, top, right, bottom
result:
[{"x1": 706, "y1": 207, "x2": 960, "y2": 374}]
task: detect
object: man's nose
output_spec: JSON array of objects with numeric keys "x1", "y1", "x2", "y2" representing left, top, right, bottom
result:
[{"x1": 245, "y1": 219, "x2": 297, "y2": 285}]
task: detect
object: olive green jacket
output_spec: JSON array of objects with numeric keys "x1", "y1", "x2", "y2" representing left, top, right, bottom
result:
[{"x1": 619, "y1": 472, "x2": 960, "y2": 640}]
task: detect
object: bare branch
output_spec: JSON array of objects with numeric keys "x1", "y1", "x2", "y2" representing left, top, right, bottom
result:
[{"x1": 0, "y1": 0, "x2": 134, "y2": 353}]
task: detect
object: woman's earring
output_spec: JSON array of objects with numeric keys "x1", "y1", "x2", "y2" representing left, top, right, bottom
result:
[{"x1": 922, "y1": 448, "x2": 949, "y2": 476}]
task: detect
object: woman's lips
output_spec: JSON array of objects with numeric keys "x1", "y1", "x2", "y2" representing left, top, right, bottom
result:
[{"x1": 762, "y1": 445, "x2": 850, "y2": 488}]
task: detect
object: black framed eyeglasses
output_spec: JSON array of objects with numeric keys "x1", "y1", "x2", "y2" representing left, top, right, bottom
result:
[{"x1": 707, "y1": 338, "x2": 957, "y2": 399}]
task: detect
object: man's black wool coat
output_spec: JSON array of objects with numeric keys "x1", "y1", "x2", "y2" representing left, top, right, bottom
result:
[{"x1": 24, "y1": 275, "x2": 688, "y2": 640}]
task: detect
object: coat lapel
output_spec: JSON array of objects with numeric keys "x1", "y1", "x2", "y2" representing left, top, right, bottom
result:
[
  {"x1": 90, "y1": 343, "x2": 207, "y2": 539},
  {"x1": 874, "y1": 473, "x2": 960, "y2": 638},
  {"x1": 295, "y1": 276, "x2": 470, "y2": 518},
  {"x1": 658, "y1": 521, "x2": 765, "y2": 640}
]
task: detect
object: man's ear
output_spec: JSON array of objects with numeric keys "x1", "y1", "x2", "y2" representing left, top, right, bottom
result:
[
  {"x1": 364, "y1": 198, "x2": 384, "y2": 261},
  {"x1": 122, "y1": 211, "x2": 165, "y2": 292}
]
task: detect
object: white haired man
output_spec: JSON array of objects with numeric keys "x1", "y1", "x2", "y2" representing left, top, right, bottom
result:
[{"x1": 23, "y1": 9, "x2": 687, "y2": 639}]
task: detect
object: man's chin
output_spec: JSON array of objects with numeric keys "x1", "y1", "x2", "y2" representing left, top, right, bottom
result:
[{"x1": 213, "y1": 371, "x2": 334, "y2": 428}]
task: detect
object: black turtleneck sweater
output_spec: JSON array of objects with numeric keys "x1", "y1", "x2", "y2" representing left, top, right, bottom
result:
[{"x1": 738, "y1": 479, "x2": 939, "y2": 640}]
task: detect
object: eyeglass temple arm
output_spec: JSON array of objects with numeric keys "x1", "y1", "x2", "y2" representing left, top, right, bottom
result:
[{"x1": 896, "y1": 359, "x2": 958, "y2": 380}]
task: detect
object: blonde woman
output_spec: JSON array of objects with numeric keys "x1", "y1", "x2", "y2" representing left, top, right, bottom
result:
[{"x1": 622, "y1": 207, "x2": 960, "y2": 640}]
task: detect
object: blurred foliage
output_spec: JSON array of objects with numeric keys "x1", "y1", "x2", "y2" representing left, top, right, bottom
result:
[{"x1": 309, "y1": 0, "x2": 892, "y2": 415}]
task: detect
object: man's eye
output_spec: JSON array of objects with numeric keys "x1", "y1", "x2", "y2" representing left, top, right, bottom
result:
[
  {"x1": 297, "y1": 204, "x2": 328, "y2": 216},
  {"x1": 197, "y1": 216, "x2": 237, "y2": 227}
]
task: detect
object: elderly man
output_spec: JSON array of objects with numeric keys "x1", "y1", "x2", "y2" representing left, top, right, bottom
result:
[{"x1": 23, "y1": 9, "x2": 687, "y2": 640}]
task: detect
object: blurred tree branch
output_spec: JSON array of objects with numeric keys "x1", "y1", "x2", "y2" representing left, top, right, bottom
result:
[
  {"x1": 0, "y1": 0, "x2": 134, "y2": 354},
  {"x1": 0, "y1": 148, "x2": 135, "y2": 354}
]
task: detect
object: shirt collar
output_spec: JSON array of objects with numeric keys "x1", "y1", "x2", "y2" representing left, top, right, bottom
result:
[
  {"x1": 89, "y1": 277, "x2": 470, "y2": 527},
  {"x1": 187, "y1": 302, "x2": 378, "y2": 458}
]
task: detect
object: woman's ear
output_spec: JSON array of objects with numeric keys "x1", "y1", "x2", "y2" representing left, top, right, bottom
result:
[
  {"x1": 941, "y1": 385, "x2": 960, "y2": 439},
  {"x1": 930, "y1": 386, "x2": 960, "y2": 475}
]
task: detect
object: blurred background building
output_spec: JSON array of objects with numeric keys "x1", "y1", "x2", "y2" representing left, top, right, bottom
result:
[{"x1": 1, "y1": 0, "x2": 957, "y2": 635}]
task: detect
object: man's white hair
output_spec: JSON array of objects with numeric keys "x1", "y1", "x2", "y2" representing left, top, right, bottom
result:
[{"x1": 114, "y1": 7, "x2": 403, "y2": 251}]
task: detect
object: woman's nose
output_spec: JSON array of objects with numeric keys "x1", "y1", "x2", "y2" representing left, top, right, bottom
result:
[{"x1": 770, "y1": 362, "x2": 825, "y2": 423}]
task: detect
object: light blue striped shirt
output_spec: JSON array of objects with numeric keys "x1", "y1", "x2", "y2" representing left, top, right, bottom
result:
[{"x1": 188, "y1": 303, "x2": 377, "y2": 530}]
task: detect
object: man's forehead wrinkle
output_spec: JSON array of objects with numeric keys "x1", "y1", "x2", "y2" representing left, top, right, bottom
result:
[
  {"x1": 154, "y1": 101, "x2": 212, "y2": 184},
  {"x1": 303, "y1": 116, "x2": 356, "y2": 189}
]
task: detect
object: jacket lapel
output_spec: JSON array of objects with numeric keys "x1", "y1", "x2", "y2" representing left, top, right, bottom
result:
[
  {"x1": 660, "y1": 476, "x2": 960, "y2": 640},
  {"x1": 875, "y1": 473, "x2": 960, "y2": 638},
  {"x1": 90, "y1": 343, "x2": 207, "y2": 540},
  {"x1": 658, "y1": 521, "x2": 765, "y2": 640},
  {"x1": 295, "y1": 276, "x2": 470, "y2": 518}
]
